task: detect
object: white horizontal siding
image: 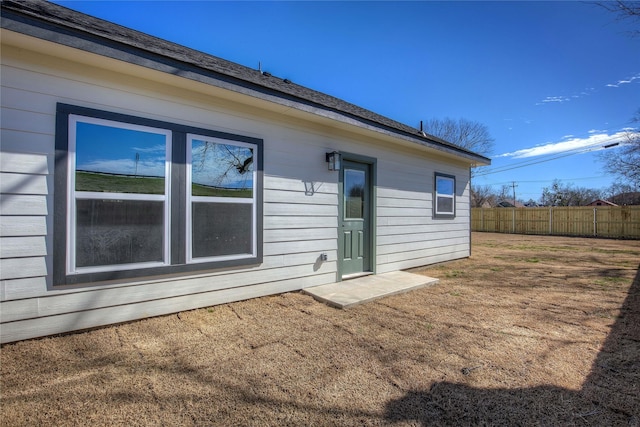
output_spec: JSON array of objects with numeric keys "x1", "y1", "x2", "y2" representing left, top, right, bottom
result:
[
  {"x1": 374, "y1": 145, "x2": 471, "y2": 274},
  {"x1": 1, "y1": 262, "x2": 337, "y2": 324},
  {"x1": 264, "y1": 203, "x2": 337, "y2": 217},
  {"x1": 265, "y1": 188, "x2": 337, "y2": 205},
  {"x1": 378, "y1": 241, "x2": 470, "y2": 266},
  {"x1": 264, "y1": 227, "x2": 336, "y2": 243},
  {"x1": 377, "y1": 197, "x2": 429, "y2": 208},
  {"x1": 0, "y1": 152, "x2": 50, "y2": 175},
  {"x1": 0, "y1": 216, "x2": 46, "y2": 236},
  {"x1": 0, "y1": 172, "x2": 48, "y2": 195},
  {"x1": 0, "y1": 277, "x2": 47, "y2": 301},
  {"x1": 264, "y1": 216, "x2": 336, "y2": 230},
  {"x1": 0, "y1": 257, "x2": 47, "y2": 280},
  {"x1": 0, "y1": 236, "x2": 47, "y2": 258},
  {"x1": 377, "y1": 222, "x2": 468, "y2": 236},
  {"x1": 0, "y1": 136, "x2": 49, "y2": 318},
  {"x1": 0, "y1": 194, "x2": 48, "y2": 215},
  {"x1": 377, "y1": 248, "x2": 470, "y2": 274},
  {"x1": 377, "y1": 229, "x2": 467, "y2": 246},
  {"x1": 265, "y1": 175, "x2": 337, "y2": 194},
  {"x1": 1, "y1": 272, "x2": 337, "y2": 344}
]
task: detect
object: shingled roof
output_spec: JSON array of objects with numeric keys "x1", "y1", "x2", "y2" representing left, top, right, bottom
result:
[{"x1": 1, "y1": 0, "x2": 490, "y2": 165}]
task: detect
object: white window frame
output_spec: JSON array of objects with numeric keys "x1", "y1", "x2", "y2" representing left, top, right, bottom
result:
[
  {"x1": 186, "y1": 134, "x2": 258, "y2": 263},
  {"x1": 434, "y1": 173, "x2": 456, "y2": 218},
  {"x1": 66, "y1": 115, "x2": 172, "y2": 275}
]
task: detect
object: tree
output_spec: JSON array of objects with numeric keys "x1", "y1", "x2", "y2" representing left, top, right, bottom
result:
[
  {"x1": 540, "y1": 180, "x2": 602, "y2": 206},
  {"x1": 594, "y1": 3, "x2": 640, "y2": 186},
  {"x1": 604, "y1": 181, "x2": 640, "y2": 205},
  {"x1": 470, "y1": 184, "x2": 497, "y2": 207},
  {"x1": 596, "y1": 1, "x2": 640, "y2": 36},
  {"x1": 599, "y1": 110, "x2": 640, "y2": 187},
  {"x1": 423, "y1": 117, "x2": 494, "y2": 157}
]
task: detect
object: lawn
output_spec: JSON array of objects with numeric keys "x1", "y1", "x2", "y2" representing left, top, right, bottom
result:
[{"x1": 1, "y1": 232, "x2": 638, "y2": 426}]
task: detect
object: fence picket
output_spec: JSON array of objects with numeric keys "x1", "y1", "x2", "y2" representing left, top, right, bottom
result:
[{"x1": 471, "y1": 206, "x2": 640, "y2": 239}]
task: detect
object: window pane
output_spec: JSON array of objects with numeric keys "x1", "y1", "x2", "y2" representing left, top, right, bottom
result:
[
  {"x1": 345, "y1": 169, "x2": 365, "y2": 219},
  {"x1": 437, "y1": 196, "x2": 454, "y2": 214},
  {"x1": 75, "y1": 121, "x2": 167, "y2": 194},
  {"x1": 191, "y1": 139, "x2": 253, "y2": 197},
  {"x1": 192, "y1": 202, "x2": 253, "y2": 258},
  {"x1": 76, "y1": 199, "x2": 164, "y2": 267},
  {"x1": 437, "y1": 176, "x2": 454, "y2": 195}
]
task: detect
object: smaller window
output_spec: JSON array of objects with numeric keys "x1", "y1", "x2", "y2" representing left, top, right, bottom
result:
[{"x1": 434, "y1": 173, "x2": 455, "y2": 218}]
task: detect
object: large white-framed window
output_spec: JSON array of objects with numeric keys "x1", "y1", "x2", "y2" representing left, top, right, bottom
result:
[
  {"x1": 67, "y1": 115, "x2": 172, "y2": 275},
  {"x1": 434, "y1": 173, "x2": 456, "y2": 218},
  {"x1": 54, "y1": 104, "x2": 263, "y2": 286},
  {"x1": 186, "y1": 134, "x2": 258, "y2": 263}
]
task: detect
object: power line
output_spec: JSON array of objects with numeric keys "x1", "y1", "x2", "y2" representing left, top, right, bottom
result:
[
  {"x1": 483, "y1": 176, "x2": 608, "y2": 186},
  {"x1": 475, "y1": 134, "x2": 624, "y2": 177}
]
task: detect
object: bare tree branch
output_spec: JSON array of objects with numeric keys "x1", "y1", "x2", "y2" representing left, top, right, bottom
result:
[
  {"x1": 594, "y1": 1, "x2": 640, "y2": 36},
  {"x1": 423, "y1": 117, "x2": 494, "y2": 157}
]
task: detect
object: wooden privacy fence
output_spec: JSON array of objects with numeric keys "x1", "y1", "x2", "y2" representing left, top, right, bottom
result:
[{"x1": 471, "y1": 206, "x2": 640, "y2": 239}]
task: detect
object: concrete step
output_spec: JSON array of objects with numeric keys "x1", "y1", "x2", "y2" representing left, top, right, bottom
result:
[{"x1": 303, "y1": 271, "x2": 439, "y2": 308}]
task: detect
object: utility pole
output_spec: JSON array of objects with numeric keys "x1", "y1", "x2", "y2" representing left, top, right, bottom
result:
[{"x1": 512, "y1": 181, "x2": 518, "y2": 206}]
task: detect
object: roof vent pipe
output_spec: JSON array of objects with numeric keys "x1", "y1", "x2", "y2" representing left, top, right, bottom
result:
[{"x1": 419, "y1": 120, "x2": 427, "y2": 137}]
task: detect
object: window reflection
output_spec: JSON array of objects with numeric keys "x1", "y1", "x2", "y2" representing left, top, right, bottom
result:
[
  {"x1": 191, "y1": 139, "x2": 253, "y2": 197},
  {"x1": 436, "y1": 176, "x2": 454, "y2": 196},
  {"x1": 75, "y1": 122, "x2": 167, "y2": 194}
]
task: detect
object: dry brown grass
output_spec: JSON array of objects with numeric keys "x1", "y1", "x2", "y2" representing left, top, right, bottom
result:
[{"x1": 2, "y1": 232, "x2": 639, "y2": 426}]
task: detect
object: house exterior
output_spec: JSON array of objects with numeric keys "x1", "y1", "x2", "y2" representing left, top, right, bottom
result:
[
  {"x1": 0, "y1": 1, "x2": 490, "y2": 343},
  {"x1": 587, "y1": 199, "x2": 618, "y2": 207},
  {"x1": 496, "y1": 199, "x2": 525, "y2": 208}
]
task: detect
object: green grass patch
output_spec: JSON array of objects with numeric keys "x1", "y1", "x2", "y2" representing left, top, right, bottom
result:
[
  {"x1": 445, "y1": 270, "x2": 465, "y2": 278},
  {"x1": 76, "y1": 171, "x2": 165, "y2": 194},
  {"x1": 594, "y1": 276, "x2": 628, "y2": 288},
  {"x1": 192, "y1": 183, "x2": 251, "y2": 198},
  {"x1": 76, "y1": 171, "x2": 251, "y2": 198}
]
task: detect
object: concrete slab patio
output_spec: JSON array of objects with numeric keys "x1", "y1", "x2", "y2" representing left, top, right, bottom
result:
[{"x1": 302, "y1": 271, "x2": 439, "y2": 308}]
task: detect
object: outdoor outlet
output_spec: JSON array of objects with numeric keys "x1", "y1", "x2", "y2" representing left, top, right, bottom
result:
[{"x1": 320, "y1": 253, "x2": 328, "y2": 262}]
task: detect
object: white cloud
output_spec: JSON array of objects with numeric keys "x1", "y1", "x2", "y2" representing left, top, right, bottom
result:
[
  {"x1": 132, "y1": 144, "x2": 166, "y2": 154},
  {"x1": 539, "y1": 96, "x2": 569, "y2": 104},
  {"x1": 536, "y1": 87, "x2": 596, "y2": 105},
  {"x1": 496, "y1": 130, "x2": 633, "y2": 159},
  {"x1": 605, "y1": 73, "x2": 640, "y2": 88}
]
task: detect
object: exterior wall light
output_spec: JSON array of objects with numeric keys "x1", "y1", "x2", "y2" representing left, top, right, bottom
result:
[{"x1": 326, "y1": 151, "x2": 341, "y2": 171}]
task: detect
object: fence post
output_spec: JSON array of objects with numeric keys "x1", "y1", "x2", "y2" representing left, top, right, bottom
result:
[
  {"x1": 549, "y1": 206, "x2": 553, "y2": 235},
  {"x1": 593, "y1": 207, "x2": 597, "y2": 237},
  {"x1": 512, "y1": 208, "x2": 516, "y2": 233}
]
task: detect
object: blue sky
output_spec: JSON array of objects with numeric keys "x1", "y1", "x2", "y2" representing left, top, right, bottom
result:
[{"x1": 55, "y1": 1, "x2": 639, "y2": 202}]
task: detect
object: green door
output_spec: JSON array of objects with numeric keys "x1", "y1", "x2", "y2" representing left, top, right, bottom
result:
[{"x1": 340, "y1": 160, "x2": 371, "y2": 278}]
